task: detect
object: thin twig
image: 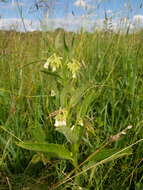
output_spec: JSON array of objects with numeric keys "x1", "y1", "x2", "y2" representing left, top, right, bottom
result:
[{"x1": 6, "y1": 177, "x2": 12, "y2": 190}]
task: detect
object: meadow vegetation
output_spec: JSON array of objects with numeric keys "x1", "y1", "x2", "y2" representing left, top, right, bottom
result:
[{"x1": 0, "y1": 29, "x2": 143, "y2": 189}]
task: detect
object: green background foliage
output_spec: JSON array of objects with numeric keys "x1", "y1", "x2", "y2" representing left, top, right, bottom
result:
[{"x1": 0, "y1": 29, "x2": 143, "y2": 189}]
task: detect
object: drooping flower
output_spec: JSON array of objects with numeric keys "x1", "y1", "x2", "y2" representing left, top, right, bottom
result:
[
  {"x1": 67, "y1": 58, "x2": 81, "y2": 79},
  {"x1": 54, "y1": 108, "x2": 67, "y2": 127},
  {"x1": 127, "y1": 125, "x2": 132, "y2": 129},
  {"x1": 78, "y1": 118, "x2": 84, "y2": 126},
  {"x1": 44, "y1": 61, "x2": 50, "y2": 69},
  {"x1": 44, "y1": 53, "x2": 63, "y2": 71},
  {"x1": 51, "y1": 90, "x2": 56, "y2": 97},
  {"x1": 54, "y1": 119, "x2": 66, "y2": 127},
  {"x1": 71, "y1": 125, "x2": 75, "y2": 131}
]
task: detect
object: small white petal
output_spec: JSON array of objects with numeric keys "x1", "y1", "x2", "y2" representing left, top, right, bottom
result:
[
  {"x1": 62, "y1": 120, "x2": 66, "y2": 126},
  {"x1": 52, "y1": 67, "x2": 56, "y2": 72},
  {"x1": 71, "y1": 125, "x2": 75, "y2": 131},
  {"x1": 127, "y1": 125, "x2": 133, "y2": 129},
  {"x1": 59, "y1": 121, "x2": 63, "y2": 126},
  {"x1": 54, "y1": 120, "x2": 60, "y2": 127},
  {"x1": 51, "y1": 90, "x2": 56, "y2": 97},
  {"x1": 79, "y1": 119, "x2": 84, "y2": 126},
  {"x1": 60, "y1": 120, "x2": 66, "y2": 126},
  {"x1": 121, "y1": 131, "x2": 126, "y2": 135},
  {"x1": 55, "y1": 120, "x2": 66, "y2": 127},
  {"x1": 72, "y1": 73, "x2": 76, "y2": 78},
  {"x1": 44, "y1": 62, "x2": 49, "y2": 69}
]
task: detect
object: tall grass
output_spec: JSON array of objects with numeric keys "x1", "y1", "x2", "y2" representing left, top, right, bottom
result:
[{"x1": 0, "y1": 29, "x2": 143, "y2": 189}]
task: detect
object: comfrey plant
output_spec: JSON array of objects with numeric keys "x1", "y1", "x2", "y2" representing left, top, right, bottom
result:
[
  {"x1": 17, "y1": 53, "x2": 85, "y2": 166},
  {"x1": 17, "y1": 53, "x2": 132, "y2": 170}
]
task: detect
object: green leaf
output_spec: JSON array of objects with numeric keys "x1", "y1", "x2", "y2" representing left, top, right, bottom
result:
[
  {"x1": 0, "y1": 88, "x2": 6, "y2": 97},
  {"x1": 41, "y1": 70, "x2": 62, "y2": 79},
  {"x1": 84, "y1": 148, "x2": 132, "y2": 168},
  {"x1": 69, "y1": 84, "x2": 89, "y2": 108},
  {"x1": 17, "y1": 142, "x2": 73, "y2": 161},
  {"x1": 56, "y1": 125, "x2": 82, "y2": 144},
  {"x1": 29, "y1": 124, "x2": 46, "y2": 143},
  {"x1": 31, "y1": 153, "x2": 49, "y2": 165},
  {"x1": 94, "y1": 148, "x2": 132, "y2": 162},
  {"x1": 31, "y1": 154, "x2": 41, "y2": 164},
  {"x1": 54, "y1": 29, "x2": 68, "y2": 51},
  {"x1": 63, "y1": 32, "x2": 69, "y2": 51},
  {"x1": 60, "y1": 85, "x2": 73, "y2": 107},
  {"x1": 63, "y1": 32, "x2": 76, "y2": 51}
]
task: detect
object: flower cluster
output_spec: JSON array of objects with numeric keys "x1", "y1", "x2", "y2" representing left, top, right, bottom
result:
[
  {"x1": 67, "y1": 58, "x2": 81, "y2": 79},
  {"x1": 54, "y1": 108, "x2": 68, "y2": 127},
  {"x1": 44, "y1": 53, "x2": 63, "y2": 72},
  {"x1": 78, "y1": 118, "x2": 84, "y2": 126},
  {"x1": 44, "y1": 54, "x2": 81, "y2": 79}
]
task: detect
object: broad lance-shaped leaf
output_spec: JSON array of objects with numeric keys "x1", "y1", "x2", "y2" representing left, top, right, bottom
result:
[
  {"x1": 54, "y1": 29, "x2": 69, "y2": 51},
  {"x1": 93, "y1": 148, "x2": 132, "y2": 162},
  {"x1": 41, "y1": 70, "x2": 62, "y2": 79},
  {"x1": 17, "y1": 142, "x2": 73, "y2": 161},
  {"x1": 83, "y1": 148, "x2": 132, "y2": 169}
]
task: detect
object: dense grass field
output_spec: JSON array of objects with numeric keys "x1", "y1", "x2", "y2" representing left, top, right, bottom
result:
[{"x1": 0, "y1": 29, "x2": 143, "y2": 190}]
